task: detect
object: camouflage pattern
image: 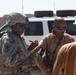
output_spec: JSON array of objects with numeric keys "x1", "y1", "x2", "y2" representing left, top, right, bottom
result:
[
  {"x1": 0, "y1": 31, "x2": 36, "y2": 75},
  {"x1": 52, "y1": 42, "x2": 76, "y2": 75},
  {"x1": 36, "y1": 32, "x2": 75, "y2": 75},
  {"x1": 6, "y1": 12, "x2": 28, "y2": 26}
]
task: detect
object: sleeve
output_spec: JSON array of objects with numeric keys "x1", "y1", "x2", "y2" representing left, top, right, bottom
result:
[{"x1": 1, "y1": 35, "x2": 31, "y2": 67}]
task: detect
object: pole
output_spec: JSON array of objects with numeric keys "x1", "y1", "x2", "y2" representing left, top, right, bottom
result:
[
  {"x1": 22, "y1": 0, "x2": 24, "y2": 14},
  {"x1": 54, "y1": 1, "x2": 55, "y2": 13}
]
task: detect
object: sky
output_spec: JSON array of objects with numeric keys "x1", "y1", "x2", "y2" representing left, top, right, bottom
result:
[{"x1": 0, "y1": 0, "x2": 76, "y2": 17}]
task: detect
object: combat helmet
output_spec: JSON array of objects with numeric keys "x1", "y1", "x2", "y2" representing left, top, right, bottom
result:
[{"x1": 6, "y1": 12, "x2": 29, "y2": 26}]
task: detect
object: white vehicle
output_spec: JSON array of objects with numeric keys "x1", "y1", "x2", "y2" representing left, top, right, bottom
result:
[
  {"x1": 22, "y1": 10, "x2": 76, "y2": 45},
  {"x1": 22, "y1": 17, "x2": 76, "y2": 45},
  {"x1": 0, "y1": 10, "x2": 76, "y2": 45}
]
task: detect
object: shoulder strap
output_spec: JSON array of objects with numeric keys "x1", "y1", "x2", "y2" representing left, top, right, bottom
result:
[
  {"x1": 51, "y1": 39, "x2": 61, "y2": 62},
  {"x1": 46, "y1": 38, "x2": 62, "y2": 73}
]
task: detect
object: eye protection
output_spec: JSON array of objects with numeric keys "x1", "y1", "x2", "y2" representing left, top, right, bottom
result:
[
  {"x1": 55, "y1": 25, "x2": 67, "y2": 30},
  {"x1": 17, "y1": 23, "x2": 28, "y2": 29}
]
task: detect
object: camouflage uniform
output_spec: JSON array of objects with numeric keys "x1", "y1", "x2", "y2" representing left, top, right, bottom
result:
[
  {"x1": 0, "y1": 30, "x2": 36, "y2": 75},
  {"x1": 0, "y1": 12, "x2": 37, "y2": 75},
  {"x1": 36, "y1": 32, "x2": 75, "y2": 75}
]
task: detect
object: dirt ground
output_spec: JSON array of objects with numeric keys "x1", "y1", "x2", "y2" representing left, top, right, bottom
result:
[{"x1": 30, "y1": 66, "x2": 44, "y2": 75}]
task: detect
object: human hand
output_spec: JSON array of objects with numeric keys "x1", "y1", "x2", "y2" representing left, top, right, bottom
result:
[{"x1": 28, "y1": 40, "x2": 38, "y2": 51}]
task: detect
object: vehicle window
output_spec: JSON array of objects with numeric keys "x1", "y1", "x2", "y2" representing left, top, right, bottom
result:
[
  {"x1": 0, "y1": 25, "x2": 11, "y2": 32},
  {"x1": 0, "y1": 25, "x2": 11, "y2": 37},
  {"x1": 48, "y1": 21, "x2": 54, "y2": 32},
  {"x1": 24, "y1": 22, "x2": 43, "y2": 36},
  {"x1": 66, "y1": 20, "x2": 76, "y2": 35}
]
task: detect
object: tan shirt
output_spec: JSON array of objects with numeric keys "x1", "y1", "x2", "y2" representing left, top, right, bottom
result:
[
  {"x1": 52, "y1": 42, "x2": 76, "y2": 75},
  {"x1": 37, "y1": 32, "x2": 74, "y2": 75},
  {"x1": 42, "y1": 33, "x2": 74, "y2": 63}
]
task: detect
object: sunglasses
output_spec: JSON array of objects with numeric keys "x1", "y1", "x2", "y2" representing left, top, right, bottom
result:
[
  {"x1": 55, "y1": 25, "x2": 67, "y2": 30},
  {"x1": 17, "y1": 23, "x2": 28, "y2": 29}
]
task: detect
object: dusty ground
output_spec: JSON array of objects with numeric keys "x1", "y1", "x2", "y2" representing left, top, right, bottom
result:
[{"x1": 30, "y1": 66, "x2": 44, "y2": 75}]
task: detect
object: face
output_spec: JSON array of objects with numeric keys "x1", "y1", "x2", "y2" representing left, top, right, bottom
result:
[
  {"x1": 53, "y1": 22, "x2": 67, "y2": 38},
  {"x1": 12, "y1": 23, "x2": 26, "y2": 35}
]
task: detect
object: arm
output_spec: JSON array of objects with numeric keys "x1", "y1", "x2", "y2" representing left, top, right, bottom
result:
[
  {"x1": 1, "y1": 35, "x2": 31, "y2": 67},
  {"x1": 28, "y1": 40, "x2": 38, "y2": 51}
]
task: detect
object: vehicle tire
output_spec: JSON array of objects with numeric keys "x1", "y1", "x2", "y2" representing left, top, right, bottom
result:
[
  {"x1": 34, "y1": 11, "x2": 53, "y2": 17},
  {"x1": 56, "y1": 10, "x2": 76, "y2": 17}
]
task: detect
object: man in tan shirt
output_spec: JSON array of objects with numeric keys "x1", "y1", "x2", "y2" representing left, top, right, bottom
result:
[
  {"x1": 36, "y1": 17, "x2": 75, "y2": 75},
  {"x1": 52, "y1": 20, "x2": 76, "y2": 75}
]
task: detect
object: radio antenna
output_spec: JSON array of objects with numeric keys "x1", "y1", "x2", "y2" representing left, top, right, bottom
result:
[
  {"x1": 22, "y1": 0, "x2": 24, "y2": 14},
  {"x1": 54, "y1": 1, "x2": 55, "y2": 13}
]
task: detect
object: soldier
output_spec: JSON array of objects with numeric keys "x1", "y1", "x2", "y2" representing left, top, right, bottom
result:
[
  {"x1": 52, "y1": 20, "x2": 76, "y2": 75},
  {"x1": 0, "y1": 12, "x2": 39, "y2": 75},
  {"x1": 36, "y1": 17, "x2": 75, "y2": 75}
]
